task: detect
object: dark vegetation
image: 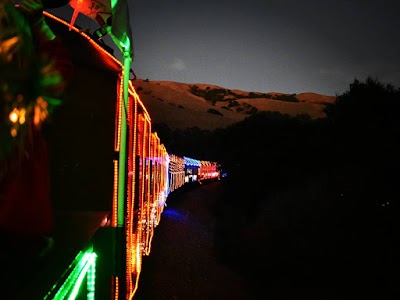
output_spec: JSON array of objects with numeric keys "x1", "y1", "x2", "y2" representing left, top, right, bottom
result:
[
  {"x1": 155, "y1": 77, "x2": 400, "y2": 299},
  {"x1": 188, "y1": 85, "x2": 297, "y2": 115},
  {"x1": 189, "y1": 85, "x2": 227, "y2": 104},
  {"x1": 189, "y1": 85, "x2": 299, "y2": 103},
  {"x1": 207, "y1": 108, "x2": 223, "y2": 116}
]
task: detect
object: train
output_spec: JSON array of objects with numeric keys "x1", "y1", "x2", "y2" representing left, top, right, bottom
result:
[{"x1": 5, "y1": 9, "x2": 220, "y2": 300}]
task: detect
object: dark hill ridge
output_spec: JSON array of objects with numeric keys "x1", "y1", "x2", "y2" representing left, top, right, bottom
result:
[{"x1": 131, "y1": 79, "x2": 336, "y2": 130}]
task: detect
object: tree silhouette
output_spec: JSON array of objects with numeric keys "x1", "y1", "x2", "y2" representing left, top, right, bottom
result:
[
  {"x1": 325, "y1": 76, "x2": 400, "y2": 211},
  {"x1": 325, "y1": 76, "x2": 400, "y2": 164}
]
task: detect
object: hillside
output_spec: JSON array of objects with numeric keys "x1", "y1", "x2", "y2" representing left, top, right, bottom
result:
[{"x1": 132, "y1": 79, "x2": 336, "y2": 130}]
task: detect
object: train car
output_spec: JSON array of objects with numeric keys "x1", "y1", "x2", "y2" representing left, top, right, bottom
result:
[
  {"x1": 183, "y1": 156, "x2": 221, "y2": 184},
  {"x1": 183, "y1": 156, "x2": 201, "y2": 183},
  {"x1": 167, "y1": 154, "x2": 185, "y2": 194},
  {"x1": 198, "y1": 160, "x2": 220, "y2": 182},
  {"x1": 2, "y1": 7, "x2": 220, "y2": 300}
]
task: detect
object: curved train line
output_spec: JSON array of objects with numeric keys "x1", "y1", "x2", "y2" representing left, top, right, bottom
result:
[{"x1": 28, "y1": 12, "x2": 221, "y2": 300}]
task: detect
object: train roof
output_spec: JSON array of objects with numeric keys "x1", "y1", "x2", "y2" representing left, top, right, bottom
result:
[{"x1": 44, "y1": 12, "x2": 122, "y2": 75}]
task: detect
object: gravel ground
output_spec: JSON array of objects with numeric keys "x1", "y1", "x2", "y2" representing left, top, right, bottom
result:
[{"x1": 134, "y1": 181, "x2": 250, "y2": 300}]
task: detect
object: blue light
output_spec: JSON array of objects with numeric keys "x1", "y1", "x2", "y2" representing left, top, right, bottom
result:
[{"x1": 184, "y1": 156, "x2": 201, "y2": 167}]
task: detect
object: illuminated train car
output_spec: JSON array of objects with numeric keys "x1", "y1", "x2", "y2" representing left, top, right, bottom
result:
[
  {"x1": 198, "y1": 160, "x2": 220, "y2": 182},
  {"x1": 8, "y1": 11, "x2": 220, "y2": 300},
  {"x1": 123, "y1": 95, "x2": 170, "y2": 296},
  {"x1": 183, "y1": 156, "x2": 220, "y2": 184},
  {"x1": 184, "y1": 156, "x2": 201, "y2": 183},
  {"x1": 168, "y1": 154, "x2": 185, "y2": 194}
]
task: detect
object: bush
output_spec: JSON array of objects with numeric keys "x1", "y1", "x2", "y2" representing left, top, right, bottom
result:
[
  {"x1": 273, "y1": 93, "x2": 298, "y2": 102},
  {"x1": 228, "y1": 100, "x2": 239, "y2": 107},
  {"x1": 248, "y1": 107, "x2": 258, "y2": 115},
  {"x1": 207, "y1": 108, "x2": 223, "y2": 116}
]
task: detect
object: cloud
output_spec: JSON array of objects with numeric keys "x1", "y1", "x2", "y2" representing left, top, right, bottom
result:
[{"x1": 170, "y1": 58, "x2": 187, "y2": 71}]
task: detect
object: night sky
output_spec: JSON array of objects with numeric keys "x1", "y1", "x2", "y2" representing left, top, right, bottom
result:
[{"x1": 48, "y1": 0, "x2": 400, "y2": 96}]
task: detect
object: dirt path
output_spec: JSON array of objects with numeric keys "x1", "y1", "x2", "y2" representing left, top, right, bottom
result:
[{"x1": 134, "y1": 181, "x2": 250, "y2": 300}]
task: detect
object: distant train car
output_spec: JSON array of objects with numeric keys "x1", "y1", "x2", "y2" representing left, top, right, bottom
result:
[
  {"x1": 182, "y1": 156, "x2": 220, "y2": 184},
  {"x1": 184, "y1": 156, "x2": 201, "y2": 183},
  {"x1": 199, "y1": 160, "x2": 220, "y2": 181},
  {"x1": 168, "y1": 154, "x2": 185, "y2": 193}
]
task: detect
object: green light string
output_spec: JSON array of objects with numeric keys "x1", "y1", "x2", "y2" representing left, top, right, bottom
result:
[
  {"x1": 67, "y1": 253, "x2": 97, "y2": 300},
  {"x1": 87, "y1": 256, "x2": 96, "y2": 300},
  {"x1": 43, "y1": 249, "x2": 97, "y2": 300}
]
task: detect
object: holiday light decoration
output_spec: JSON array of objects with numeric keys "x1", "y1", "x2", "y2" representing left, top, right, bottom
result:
[
  {"x1": 199, "y1": 160, "x2": 220, "y2": 181},
  {"x1": 36, "y1": 11, "x2": 221, "y2": 300},
  {"x1": 184, "y1": 156, "x2": 200, "y2": 183},
  {"x1": 43, "y1": 248, "x2": 97, "y2": 300},
  {"x1": 168, "y1": 154, "x2": 185, "y2": 193},
  {"x1": 114, "y1": 79, "x2": 170, "y2": 298},
  {"x1": 184, "y1": 156, "x2": 201, "y2": 167}
]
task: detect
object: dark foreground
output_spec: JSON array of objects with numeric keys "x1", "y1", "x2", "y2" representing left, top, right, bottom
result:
[
  {"x1": 135, "y1": 175, "x2": 399, "y2": 300},
  {"x1": 0, "y1": 211, "x2": 108, "y2": 300},
  {"x1": 134, "y1": 181, "x2": 250, "y2": 300}
]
